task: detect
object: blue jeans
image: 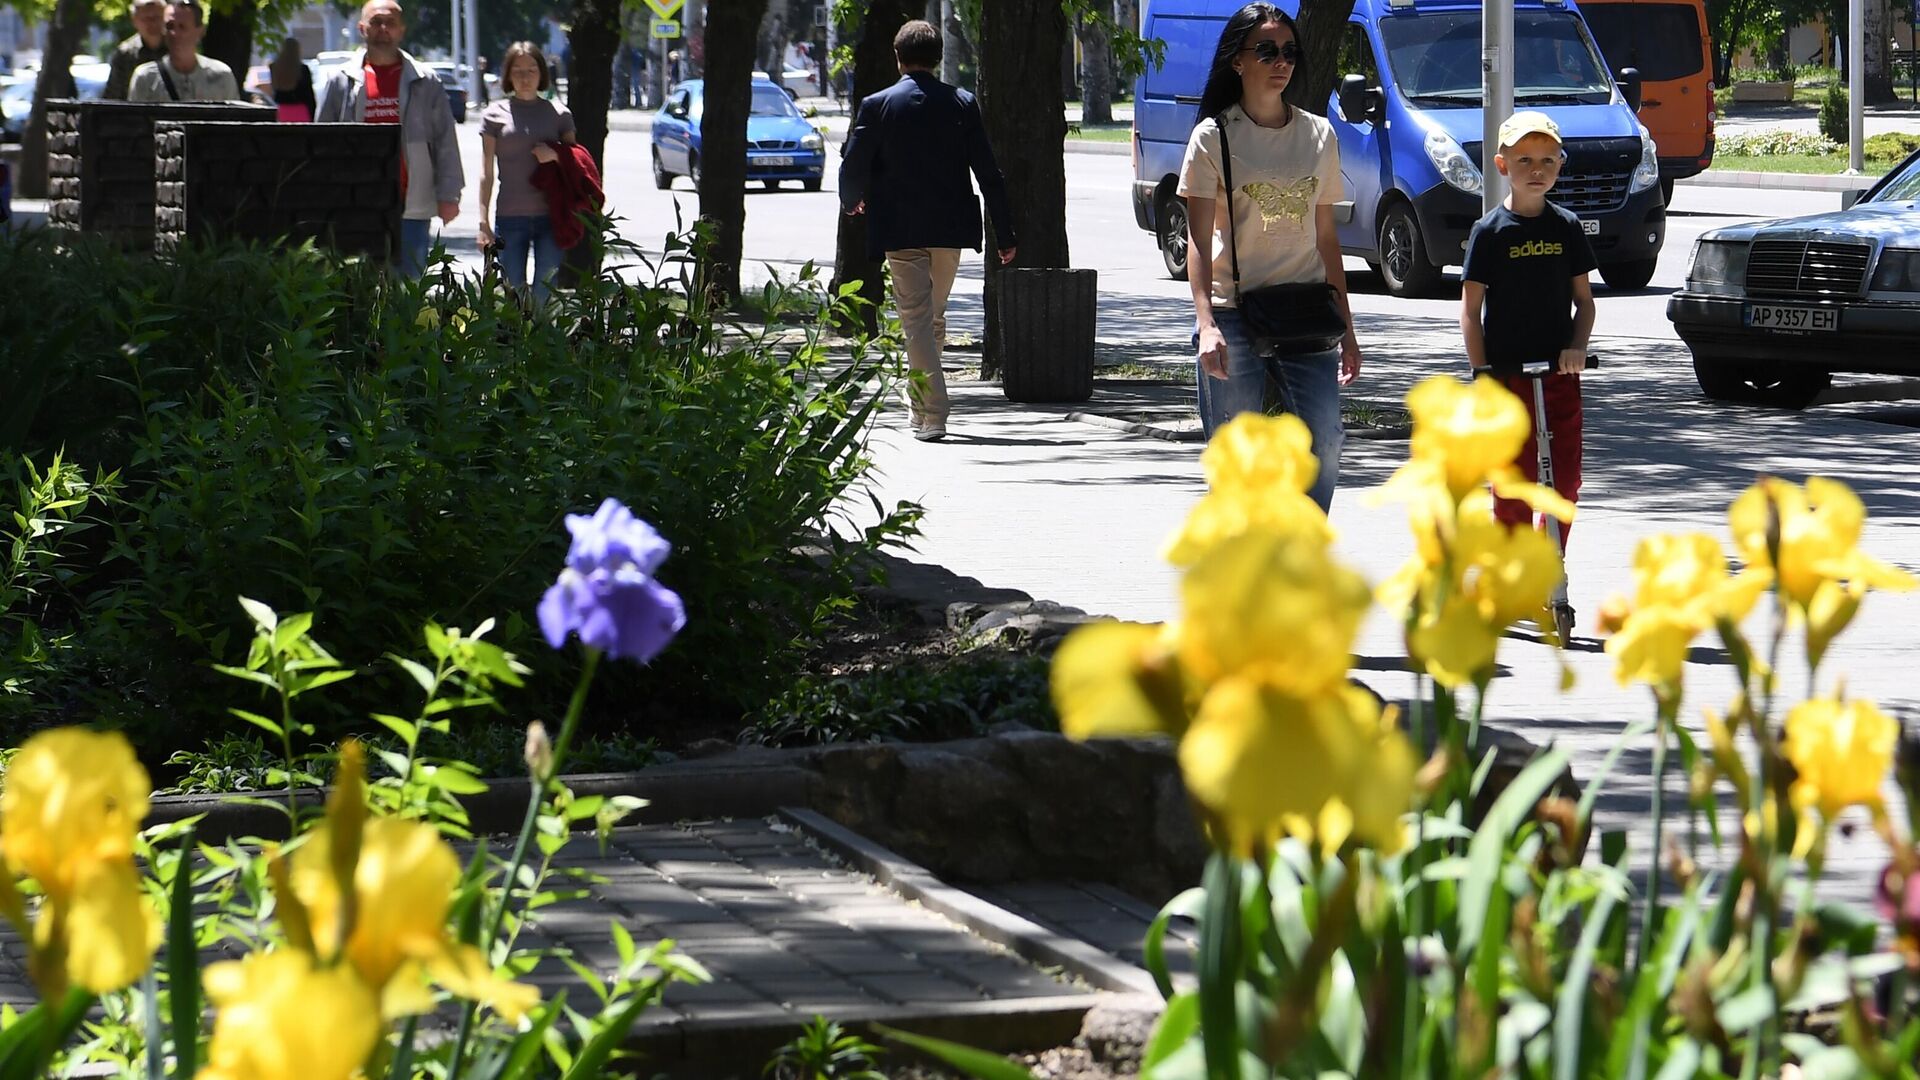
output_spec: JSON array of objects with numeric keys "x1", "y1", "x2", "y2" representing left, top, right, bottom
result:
[
  {"x1": 497, "y1": 214, "x2": 563, "y2": 305},
  {"x1": 1194, "y1": 305, "x2": 1345, "y2": 512},
  {"x1": 399, "y1": 218, "x2": 431, "y2": 278}
]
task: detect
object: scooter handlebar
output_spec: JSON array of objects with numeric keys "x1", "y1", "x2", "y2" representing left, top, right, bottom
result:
[{"x1": 1511, "y1": 355, "x2": 1599, "y2": 378}]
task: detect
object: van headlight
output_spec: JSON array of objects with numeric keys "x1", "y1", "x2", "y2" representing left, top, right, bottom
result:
[
  {"x1": 1631, "y1": 131, "x2": 1659, "y2": 193},
  {"x1": 1425, "y1": 128, "x2": 1481, "y2": 194},
  {"x1": 801, "y1": 130, "x2": 824, "y2": 151},
  {"x1": 1687, "y1": 239, "x2": 1748, "y2": 294},
  {"x1": 1871, "y1": 248, "x2": 1920, "y2": 292}
]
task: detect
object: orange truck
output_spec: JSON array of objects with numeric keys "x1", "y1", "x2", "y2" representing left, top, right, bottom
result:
[{"x1": 1579, "y1": 0, "x2": 1715, "y2": 206}]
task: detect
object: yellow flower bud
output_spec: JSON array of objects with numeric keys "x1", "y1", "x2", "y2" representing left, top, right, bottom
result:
[{"x1": 1784, "y1": 696, "x2": 1897, "y2": 823}]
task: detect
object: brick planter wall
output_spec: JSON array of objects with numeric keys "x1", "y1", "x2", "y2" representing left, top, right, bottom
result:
[
  {"x1": 46, "y1": 100, "x2": 271, "y2": 250},
  {"x1": 153, "y1": 121, "x2": 403, "y2": 260}
]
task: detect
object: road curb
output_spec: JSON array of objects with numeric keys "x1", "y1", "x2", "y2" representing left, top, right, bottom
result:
[
  {"x1": 781, "y1": 806, "x2": 1163, "y2": 998},
  {"x1": 1067, "y1": 410, "x2": 1202, "y2": 442},
  {"x1": 1682, "y1": 170, "x2": 1880, "y2": 191}
]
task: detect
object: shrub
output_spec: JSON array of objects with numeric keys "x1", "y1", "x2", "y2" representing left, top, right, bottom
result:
[
  {"x1": 2, "y1": 230, "x2": 920, "y2": 753},
  {"x1": 1819, "y1": 81, "x2": 1849, "y2": 143},
  {"x1": 1865, "y1": 130, "x2": 1920, "y2": 161},
  {"x1": 1716, "y1": 129, "x2": 1839, "y2": 157},
  {"x1": 743, "y1": 645, "x2": 1054, "y2": 747}
]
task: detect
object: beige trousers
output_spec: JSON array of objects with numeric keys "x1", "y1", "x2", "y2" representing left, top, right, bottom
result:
[{"x1": 885, "y1": 247, "x2": 962, "y2": 427}]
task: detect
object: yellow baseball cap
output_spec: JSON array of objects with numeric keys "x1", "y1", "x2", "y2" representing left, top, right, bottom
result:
[{"x1": 1497, "y1": 110, "x2": 1562, "y2": 150}]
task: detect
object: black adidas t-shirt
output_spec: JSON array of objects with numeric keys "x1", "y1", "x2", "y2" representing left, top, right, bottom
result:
[{"x1": 1462, "y1": 202, "x2": 1597, "y2": 374}]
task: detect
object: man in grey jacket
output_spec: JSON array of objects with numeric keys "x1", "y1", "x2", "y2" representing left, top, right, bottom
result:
[{"x1": 316, "y1": 0, "x2": 463, "y2": 276}]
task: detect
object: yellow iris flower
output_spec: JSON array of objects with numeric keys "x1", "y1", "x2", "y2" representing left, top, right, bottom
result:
[
  {"x1": 1050, "y1": 620, "x2": 1188, "y2": 740},
  {"x1": 1783, "y1": 695, "x2": 1896, "y2": 824},
  {"x1": 1729, "y1": 476, "x2": 1915, "y2": 608},
  {"x1": 283, "y1": 745, "x2": 538, "y2": 1022},
  {"x1": 1164, "y1": 413, "x2": 1332, "y2": 565},
  {"x1": 197, "y1": 951, "x2": 383, "y2": 1080},
  {"x1": 1179, "y1": 679, "x2": 1413, "y2": 856},
  {"x1": 1600, "y1": 532, "x2": 1770, "y2": 690},
  {"x1": 1175, "y1": 530, "x2": 1370, "y2": 698},
  {"x1": 0, "y1": 728, "x2": 158, "y2": 996}
]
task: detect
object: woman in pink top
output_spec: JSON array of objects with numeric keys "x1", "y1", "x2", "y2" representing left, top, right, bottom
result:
[{"x1": 477, "y1": 41, "x2": 577, "y2": 304}]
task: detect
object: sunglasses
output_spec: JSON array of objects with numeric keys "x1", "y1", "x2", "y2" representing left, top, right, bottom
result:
[{"x1": 1242, "y1": 40, "x2": 1302, "y2": 65}]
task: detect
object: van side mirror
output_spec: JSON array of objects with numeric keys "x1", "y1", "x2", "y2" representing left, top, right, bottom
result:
[
  {"x1": 1338, "y1": 73, "x2": 1384, "y2": 126},
  {"x1": 1616, "y1": 66, "x2": 1643, "y2": 112}
]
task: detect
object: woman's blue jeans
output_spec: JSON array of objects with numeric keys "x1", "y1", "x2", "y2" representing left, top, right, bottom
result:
[
  {"x1": 497, "y1": 214, "x2": 563, "y2": 305},
  {"x1": 1194, "y1": 305, "x2": 1345, "y2": 512}
]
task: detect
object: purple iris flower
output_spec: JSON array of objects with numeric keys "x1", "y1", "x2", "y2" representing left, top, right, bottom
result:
[{"x1": 538, "y1": 499, "x2": 686, "y2": 662}]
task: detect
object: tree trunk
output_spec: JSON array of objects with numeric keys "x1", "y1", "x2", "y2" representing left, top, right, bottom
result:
[
  {"x1": 1865, "y1": 0, "x2": 1895, "y2": 102},
  {"x1": 696, "y1": 0, "x2": 769, "y2": 303},
  {"x1": 829, "y1": 0, "x2": 915, "y2": 336},
  {"x1": 568, "y1": 0, "x2": 621, "y2": 170},
  {"x1": 18, "y1": 0, "x2": 89, "y2": 199},
  {"x1": 202, "y1": 0, "x2": 257, "y2": 82},
  {"x1": 1286, "y1": 0, "x2": 1358, "y2": 116},
  {"x1": 1078, "y1": 8, "x2": 1113, "y2": 125},
  {"x1": 978, "y1": 0, "x2": 1069, "y2": 380}
]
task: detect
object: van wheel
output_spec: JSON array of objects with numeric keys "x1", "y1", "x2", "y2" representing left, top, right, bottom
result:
[
  {"x1": 689, "y1": 153, "x2": 702, "y2": 189},
  {"x1": 1599, "y1": 258, "x2": 1658, "y2": 291},
  {"x1": 652, "y1": 149, "x2": 672, "y2": 190},
  {"x1": 1159, "y1": 197, "x2": 1189, "y2": 281},
  {"x1": 1693, "y1": 355, "x2": 1830, "y2": 409},
  {"x1": 1660, "y1": 177, "x2": 1675, "y2": 207},
  {"x1": 1378, "y1": 203, "x2": 1441, "y2": 298}
]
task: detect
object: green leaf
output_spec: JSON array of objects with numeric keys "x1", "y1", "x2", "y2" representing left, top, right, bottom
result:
[
  {"x1": 1714, "y1": 985, "x2": 1776, "y2": 1033},
  {"x1": 1797, "y1": 1046, "x2": 1865, "y2": 1080},
  {"x1": 1142, "y1": 992, "x2": 1199, "y2": 1067},
  {"x1": 1554, "y1": 847, "x2": 1626, "y2": 1080},
  {"x1": 1651, "y1": 1037, "x2": 1701, "y2": 1080},
  {"x1": 1143, "y1": 888, "x2": 1204, "y2": 1000},
  {"x1": 1611, "y1": 877, "x2": 1706, "y2": 1080},
  {"x1": 1460, "y1": 749, "x2": 1570, "y2": 958},
  {"x1": 226, "y1": 707, "x2": 285, "y2": 738},
  {"x1": 395, "y1": 657, "x2": 438, "y2": 695},
  {"x1": 369, "y1": 713, "x2": 419, "y2": 744},
  {"x1": 1577, "y1": 716, "x2": 1656, "y2": 832},
  {"x1": 1196, "y1": 852, "x2": 1244, "y2": 1078},
  {"x1": 871, "y1": 1025, "x2": 1038, "y2": 1080},
  {"x1": 559, "y1": 977, "x2": 669, "y2": 1080},
  {"x1": 168, "y1": 828, "x2": 201, "y2": 1078},
  {"x1": 496, "y1": 996, "x2": 566, "y2": 1080},
  {"x1": 237, "y1": 595, "x2": 279, "y2": 633}
]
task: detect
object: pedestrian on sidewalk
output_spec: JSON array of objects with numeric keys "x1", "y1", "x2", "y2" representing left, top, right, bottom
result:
[
  {"x1": 270, "y1": 37, "x2": 317, "y2": 122},
  {"x1": 838, "y1": 18, "x2": 1018, "y2": 443},
  {"x1": 1460, "y1": 110, "x2": 1596, "y2": 549},
  {"x1": 478, "y1": 41, "x2": 577, "y2": 306},
  {"x1": 315, "y1": 0, "x2": 465, "y2": 278},
  {"x1": 1182, "y1": 2, "x2": 1362, "y2": 512},
  {"x1": 127, "y1": 1, "x2": 241, "y2": 103},
  {"x1": 103, "y1": 0, "x2": 167, "y2": 101}
]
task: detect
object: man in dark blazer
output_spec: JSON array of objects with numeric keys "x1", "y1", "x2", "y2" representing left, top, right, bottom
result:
[{"x1": 839, "y1": 19, "x2": 1017, "y2": 442}]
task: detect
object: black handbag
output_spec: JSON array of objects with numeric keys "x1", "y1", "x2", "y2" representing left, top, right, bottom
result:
[{"x1": 1218, "y1": 117, "x2": 1347, "y2": 355}]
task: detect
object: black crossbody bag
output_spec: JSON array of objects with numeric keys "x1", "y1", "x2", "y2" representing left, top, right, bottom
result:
[{"x1": 1218, "y1": 115, "x2": 1347, "y2": 354}]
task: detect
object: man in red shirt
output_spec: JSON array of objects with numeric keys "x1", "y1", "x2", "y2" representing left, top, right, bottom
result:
[{"x1": 316, "y1": 0, "x2": 463, "y2": 275}]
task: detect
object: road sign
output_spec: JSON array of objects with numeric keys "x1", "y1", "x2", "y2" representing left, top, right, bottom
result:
[
  {"x1": 651, "y1": 19, "x2": 681, "y2": 39},
  {"x1": 642, "y1": 0, "x2": 683, "y2": 20}
]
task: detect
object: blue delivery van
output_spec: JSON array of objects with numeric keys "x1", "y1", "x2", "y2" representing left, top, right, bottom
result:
[{"x1": 1132, "y1": 0, "x2": 1666, "y2": 296}]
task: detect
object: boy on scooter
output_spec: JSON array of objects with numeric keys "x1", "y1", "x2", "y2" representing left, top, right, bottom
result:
[{"x1": 1460, "y1": 110, "x2": 1597, "y2": 552}]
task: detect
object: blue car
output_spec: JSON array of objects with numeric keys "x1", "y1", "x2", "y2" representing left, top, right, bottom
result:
[
  {"x1": 651, "y1": 77, "x2": 826, "y2": 192},
  {"x1": 1134, "y1": 0, "x2": 1665, "y2": 296}
]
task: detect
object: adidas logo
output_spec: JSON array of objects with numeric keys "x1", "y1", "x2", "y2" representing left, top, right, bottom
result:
[{"x1": 1509, "y1": 240, "x2": 1565, "y2": 258}]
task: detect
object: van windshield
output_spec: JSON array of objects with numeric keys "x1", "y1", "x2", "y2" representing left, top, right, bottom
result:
[
  {"x1": 1380, "y1": 9, "x2": 1615, "y2": 106},
  {"x1": 1581, "y1": 3, "x2": 1705, "y2": 82}
]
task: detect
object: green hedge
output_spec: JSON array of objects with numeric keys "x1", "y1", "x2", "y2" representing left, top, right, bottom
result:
[{"x1": 0, "y1": 232, "x2": 918, "y2": 753}]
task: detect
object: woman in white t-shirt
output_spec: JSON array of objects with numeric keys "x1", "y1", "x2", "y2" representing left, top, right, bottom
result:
[{"x1": 1179, "y1": 2, "x2": 1362, "y2": 512}]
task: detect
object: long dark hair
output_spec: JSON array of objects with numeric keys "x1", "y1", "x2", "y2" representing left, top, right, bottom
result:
[{"x1": 1196, "y1": 2, "x2": 1301, "y2": 123}]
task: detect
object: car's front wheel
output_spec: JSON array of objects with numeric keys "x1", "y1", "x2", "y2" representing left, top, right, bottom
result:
[
  {"x1": 688, "y1": 152, "x2": 702, "y2": 189},
  {"x1": 1599, "y1": 258, "x2": 1658, "y2": 291},
  {"x1": 802, "y1": 176, "x2": 823, "y2": 192},
  {"x1": 1693, "y1": 355, "x2": 1831, "y2": 410},
  {"x1": 652, "y1": 149, "x2": 672, "y2": 190},
  {"x1": 1378, "y1": 203, "x2": 1442, "y2": 298},
  {"x1": 1159, "y1": 195, "x2": 1189, "y2": 281}
]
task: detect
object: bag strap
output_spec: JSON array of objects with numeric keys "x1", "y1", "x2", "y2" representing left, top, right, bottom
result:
[
  {"x1": 1217, "y1": 115, "x2": 1241, "y2": 304},
  {"x1": 157, "y1": 61, "x2": 181, "y2": 101}
]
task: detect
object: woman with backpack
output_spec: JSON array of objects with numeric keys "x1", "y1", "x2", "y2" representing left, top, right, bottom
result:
[{"x1": 1181, "y1": 2, "x2": 1363, "y2": 512}]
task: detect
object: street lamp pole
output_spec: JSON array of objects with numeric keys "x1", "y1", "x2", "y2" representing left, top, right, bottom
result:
[
  {"x1": 1482, "y1": 0, "x2": 1514, "y2": 212},
  {"x1": 1848, "y1": 0, "x2": 1864, "y2": 172},
  {"x1": 465, "y1": 0, "x2": 479, "y2": 102}
]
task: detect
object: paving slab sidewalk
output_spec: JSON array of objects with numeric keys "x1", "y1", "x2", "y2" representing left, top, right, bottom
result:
[{"x1": 854, "y1": 315, "x2": 1920, "y2": 914}]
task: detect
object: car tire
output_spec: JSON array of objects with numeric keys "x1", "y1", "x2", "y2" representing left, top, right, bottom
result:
[
  {"x1": 1378, "y1": 202, "x2": 1442, "y2": 298},
  {"x1": 802, "y1": 177, "x2": 823, "y2": 192},
  {"x1": 1692, "y1": 355, "x2": 1831, "y2": 410},
  {"x1": 1599, "y1": 258, "x2": 1658, "y2": 291},
  {"x1": 1159, "y1": 195, "x2": 1189, "y2": 281},
  {"x1": 688, "y1": 153, "x2": 702, "y2": 190},
  {"x1": 763, "y1": 179, "x2": 780, "y2": 191},
  {"x1": 1660, "y1": 176, "x2": 1675, "y2": 208},
  {"x1": 652, "y1": 149, "x2": 672, "y2": 190}
]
